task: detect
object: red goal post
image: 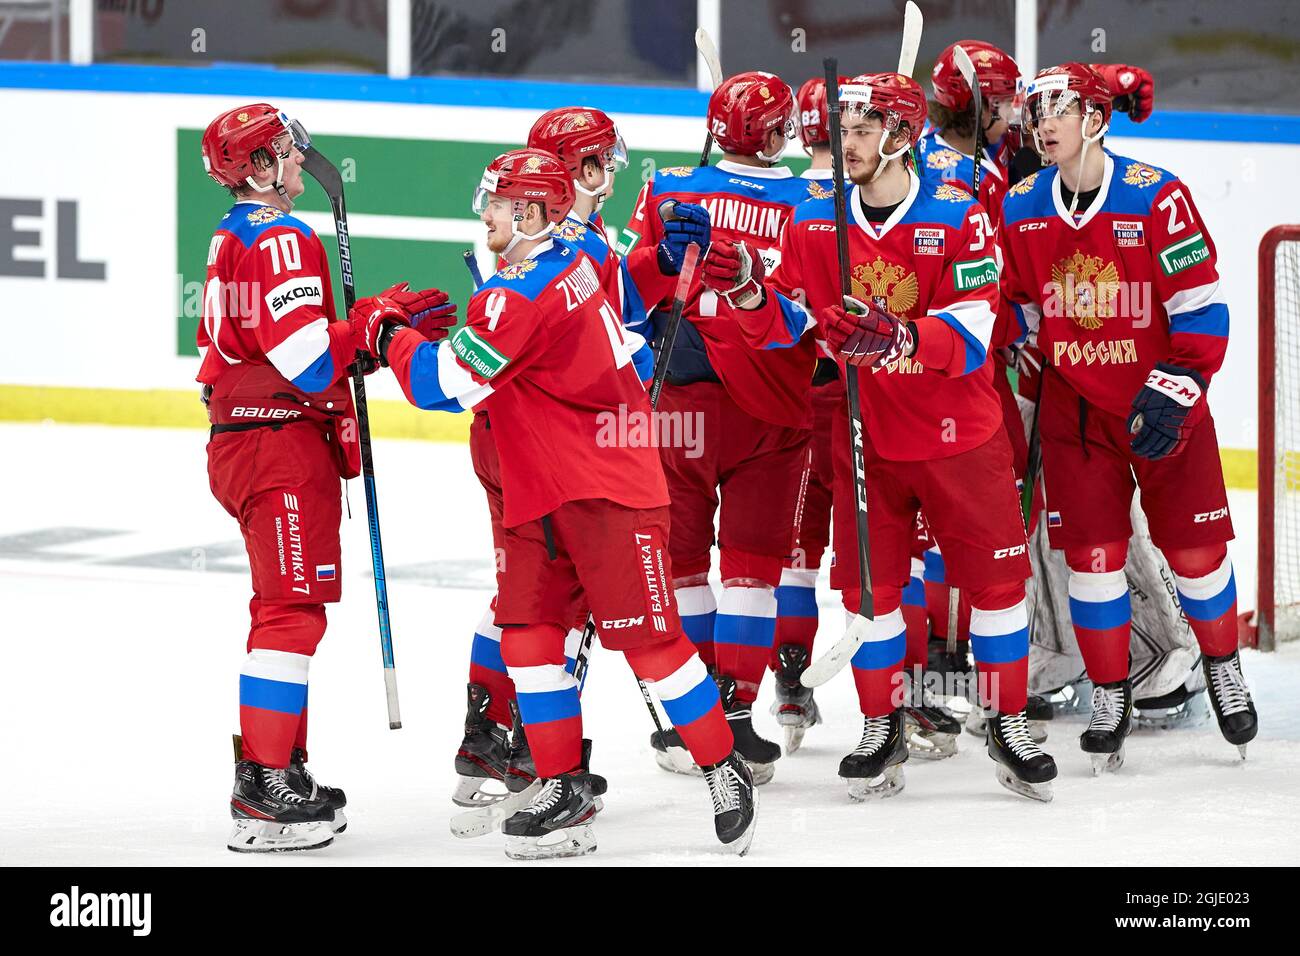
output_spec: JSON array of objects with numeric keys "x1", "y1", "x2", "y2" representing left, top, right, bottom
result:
[{"x1": 1258, "y1": 225, "x2": 1300, "y2": 651}]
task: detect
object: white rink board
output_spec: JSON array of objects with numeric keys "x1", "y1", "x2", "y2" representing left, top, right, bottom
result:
[
  {"x1": 0, "y1": 86, "x2": 1296, "y2": 449},
  {"x1": 0, "y1": 423, "x2": 1296, "y2": 867}
]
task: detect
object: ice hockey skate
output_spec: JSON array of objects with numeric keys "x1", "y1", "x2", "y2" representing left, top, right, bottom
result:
[
  {"x1": 286, "y1": 746, "x2": 347, "y2": 833},
  {"x1": 986, "y1": 709, "x2": 1057, "y2": 802},
  {"x1": 903, "y1": 673, "x2": 959, "y2": 759},
  {"x1": 501, "y1": 769, "x2": 600, "y2": 860},
  {"x1": 703, "y1": 752, "x2": 757, "y2": 856},
  {"x1": 1203, "y1": 651, "x2": 1259, "y2": 759},
  {"x1": 651, "y1": 726, "x2": 702, "y2": 776},
  {"x1": 770, "y1": 643, "x2": 822, "y2": 754},
  {"x1": 840, "y1": 710, "x2": 908, "y2": 801},
  {"x1": 1133, "y1": 684, "x2": 1209, "y2": 730},
  {"x1": 1080, "y1": 679, "x2": 1133, "y2": 775},
  {"x1": 717, "y1": 674, "x2": 780, "y2": 783},
  {"x1": 504, "y1": 699, "x2": 537, "y2": 792},
  {"x1": 967, "y1": 693, "x2": 1051, "y2": 742},
  {"x1": 452, "y1": 684, "x2": 512, "y2": 807},
  {"x1": 228, "y1": 759, "x2": 335, "y2": 853}
]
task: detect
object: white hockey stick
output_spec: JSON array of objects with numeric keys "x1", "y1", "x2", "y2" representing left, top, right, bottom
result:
[
  {"x1": 897, "y1": 1, "x2": 923, "y2": 76},
  {"x1": 695, "y1": 27, "x2": 723, "y2": 165},
  {"x1": 449, "y1": 779, "x2": 543, "y2": 840},
  {"x1": 802, "y1": 3, "x2": 924, "y2": 691}
]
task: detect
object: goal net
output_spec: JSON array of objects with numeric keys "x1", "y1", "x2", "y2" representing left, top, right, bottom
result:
[{"x1": 1259, "y1": 225, "x2": 1300, "y2": 649}]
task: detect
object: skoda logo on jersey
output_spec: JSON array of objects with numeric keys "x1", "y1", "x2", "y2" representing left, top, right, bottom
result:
[{"x1": 265, "y1": 278, "x2": 323, "y2": 322}]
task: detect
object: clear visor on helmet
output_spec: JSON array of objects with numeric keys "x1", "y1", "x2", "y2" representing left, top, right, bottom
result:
[
  {"x1": 276, "y1": 111, "x2": 311, "y2": 154},
  {"x1": 1023, "y1": 89, "x2": 1081, "y2": 130},
  {"x1": 607, "y1": 133, "x2": 629, "y2": 171}
]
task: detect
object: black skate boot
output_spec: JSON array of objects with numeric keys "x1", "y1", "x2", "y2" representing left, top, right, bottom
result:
[
  {"x1": 504, "y1": 699, "x2": 537, "y2": 793},
  {"x1": 1026, "y1": 694, "x2": 1054, "y2": 741},
  {"x1": 987, "y1": 709, "x2": 1057, "y2": 802},
  {"x1": 1202, "y1": 650, "x2": 1258, "y2": 758},
  {"x1": 903, "y1": 673, "x2": 960, "y2": 760},
  {"x1": 228, "y1": 759, "x2": 335, "y2": 853},
  {"x1": 717, "y1": 674, "x2": 780, "y2": 784},
  {"x1": 929, "y1": 635, "x2": 976, "y2": 705},
  {"x1": 1080, "y1": 679, "x2": 1133, "y2": 776},
  {"x1": 650, "y1": 726, "x2": 702, "y2": 776},
  {"x1": 501, "y1": 768, "x2": 600, "y2": 860},
  {"x1": 839, "y1": 709, "x2": 908, "y2": 801},
  {"x1": 453, "y1": 683, "x2": 511, "y2": 806},
  {"x1": 702, "y1": 752, "x2": 757, "y2": 856},
  {"x1": 770, "y1": 643, "x2": 822, "y2": 754},
  {"x1": 286, "y1": 746, "x2": 347, "y2": 833},
  {"x1": 1133, "y1": 683, "x2": 1208, "y2": 731}
]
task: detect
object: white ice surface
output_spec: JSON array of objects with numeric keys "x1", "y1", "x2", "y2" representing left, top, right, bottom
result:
[{"x1": 1, "y1": 423, "x2": 1297, "y2": 866}]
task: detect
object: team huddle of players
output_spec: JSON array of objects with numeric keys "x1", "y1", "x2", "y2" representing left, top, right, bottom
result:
[{"x1": 197, "y1": 37, "x2": 1259, "y2": 860}]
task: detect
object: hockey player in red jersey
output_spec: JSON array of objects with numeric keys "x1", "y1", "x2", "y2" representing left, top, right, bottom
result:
[
  {"x1": 620, "y1": 71, "x2": 822, "y2": 783},
  {"x1": 711, "y1": 73, "x2": 1058, "y2": 801},
  {"x1": 451, "y1": 107, "x2": 654, "y2": 807},
  {"x1": 1000, "y1": 63, "x2": 1257, "y2": 770},
  {"x1": 354, "y1": 148, "x2": 756, "y2": 859},
  {"x1": 197, "y1": 104, "x2": 455, "y2": 852}
]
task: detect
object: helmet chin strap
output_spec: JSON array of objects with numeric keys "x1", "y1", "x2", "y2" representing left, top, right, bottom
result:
[
  {"x1": 501, "y1": 216, "x2": 553, "y2": 258},
  {"x1": 1066, "y1": 110, "x2": 1108, "y2": 217},
  {"x1": 869, "y1": 134, "x2": 911, "y2": 183},
  {"x1": 574, "y1": 164, "x2": 612, "y2": 200},
  {"x1": 243, "y1": 155, "x2": 293, "y2": 208}
]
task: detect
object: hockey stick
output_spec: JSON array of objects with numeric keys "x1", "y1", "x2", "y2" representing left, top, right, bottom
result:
[
  {"x1": 450, "y1": 778, "x2": 544, "y2": 839},
  {"x1": 462, "y1": 248, "x2": 485, "y2": 290},
  {"x1": 637, "y1": 240, "x2": 703, "y2": 744},
  {"x1": 299, "y1": 143, "x2": 402, "y2": 730},
  {"x1": 695, "y1": 27, "x2": 723, "y2": 166},
  {"x1": 941, "y1": 44, "x2": 987, "y2": 656},
  {"x1": 897, "y1": 1, "x2": 923, "y2": 75},
  {"x1": 801, "y1": 57, "x2": 875, "y2": 689}
]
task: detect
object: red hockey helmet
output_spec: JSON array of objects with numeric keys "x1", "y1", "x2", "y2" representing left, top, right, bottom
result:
[
  {"x1": 1022, "y1": 62, "x2": 1112, "y2": 154},
  {"x1": 201, "y1": 103, "x2": 307, "y2": 193},
  {"x1": 796, "y1": 77, "x2": 829, "y2": 148},
  {"x1": 707, "y1": 71, "x2": 797, "y2": 161},
  {"x1": 840, "y1": 73, "x2": 928, "y2": 147},
  {"x1": 931, "y1": 40, "x2": 1020, "y2": 111},
  {"x1": 473, "y1": 148, "x2": 575, "y2": 253},
  {"x1": 527, "y1": 107, "x2": 628, "y2": 200}
]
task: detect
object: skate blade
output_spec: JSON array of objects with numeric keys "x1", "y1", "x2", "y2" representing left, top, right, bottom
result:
[
  {"x1": 227, "y1": 819, "x2": 334, "y2": 853},
  {"x1": 905, "y1": 729, "x2": 958, "y2": 761},
  {"x1": 504, "y1": 825, "x2": 596, "y2": 861},
  {"x1": 994, "y1": 765, "x2": 1053, "y2": 803},
  {"x1": 964, "y1": 711, "x2": 987, "y2": 739},
  {"x1": 1029, "y1": 721, "x2": 1049, "y2": 744},
  {"x1": 331, "y1": 810, "x2": 348, "y2": 835},
  {"x1": 452, "y1": 774, "x2": 511, "y2": 808},
  {"x1": 784, "y1": 725, "x2": 806, "y2": 755},
  {"x1": 747, "y1": 761, "x2": 776, "y2": 786},
  {"x1": 1237, "y1": 744, "x2": 1248, "y2": 761},
  {"x1": 450, "y1": 779, "x2": 544, "y2": 839},
  {"x1": 654, "y1": 747, "x2": 703, "y2": 777},
  {"x1": 1088, "y1": 747, "x2": 1125, "y2": 776},
  {"x1": 843, "y1": 765, "x2": 905, "y2": 802}
]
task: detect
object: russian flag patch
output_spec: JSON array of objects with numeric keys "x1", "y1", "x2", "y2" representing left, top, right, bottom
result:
[
  {"x1": 316, "y1": 564, "x2": 336, "y2": 581},
  {"x1": 1047, "y1": 512, "x2": 1062, "y2": 529}
]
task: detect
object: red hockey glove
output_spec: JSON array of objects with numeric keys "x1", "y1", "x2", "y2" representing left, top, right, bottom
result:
[
  {"x1": 1094, "y1": 64, "x2": 1155, "y2": 123},
  {"x1": 819, "y1": 295, "x2": 914, "y2": 367},
  {"x1": 380, "y1": 282, "x2": 457, "y2": 341},
  {"x1": 1126, "y1": 362, "x2": 1205, "y2": 460},
  {"x1": 700, "y1": 239, "x2": 766, "y2": 308}
]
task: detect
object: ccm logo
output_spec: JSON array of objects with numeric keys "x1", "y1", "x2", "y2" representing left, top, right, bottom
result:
[
  {"x1": 1018, "y1": 221, "x2": 1048, "y2": 232},
  {"x1": 727, "y1": 177, "x2": 765, "y2": 190},
  {"x1": 808, "y1": 224, "x2": 837, "y2": 232},
  {"x1": 1194, "y1": 508, "x2": 1229, "y2": 523},
  {"x1": 601, "y1": 617, "x2": 645, "y2": 629},
  {"x1": 231, "y1": 406, "x2": 303, "y2": 419},
  {"x1": 994, "y1": 545, "x2": 1027, "y2": 559}
]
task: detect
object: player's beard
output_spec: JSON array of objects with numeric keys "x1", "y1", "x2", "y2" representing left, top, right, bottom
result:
[{"x1": 846, "y1": 150, "x2": 882, "y2": 186}]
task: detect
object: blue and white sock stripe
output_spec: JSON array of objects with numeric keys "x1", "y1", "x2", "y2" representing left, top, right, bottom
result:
[
  {"x1": 507, "y1": 663, "x2": 580, "y2": 724},
  {"x1": 1175, "y1": 556, "x2": 1236, "y2": 622},
  {"x1": 647, "y1": 654, "x2": 719, "y2": 728},
  {"x1": 903, "y1": 557, "x2": 925, "y2": 607},
  {"x1": 850, "y1": 608, "x2": 907, "y2": 670},
  {"x1": 776, "y1": 567, "x2": 819, "y2": 617},
  {"x1": 969, "y1": 601, "x2": 1030, "y2": 664},
  {"x1": 1067, "y1": 569, "x2": 1131, "y2": 630},
  {"x1": 714, "y1": 586, "x2": 778, "y2": 648},
  {"x1": 240, "y1": 648, "x2": 310, "y2": 715},
  {"x1": 469, "y1": 609, "x2": 507, "y2": 674},
  {"x1": 923, "y1": 547, "x2": 946, "y2": 585},
  {"x1": 676, "y1": 584, "x2": 718, "y2": 646}
]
